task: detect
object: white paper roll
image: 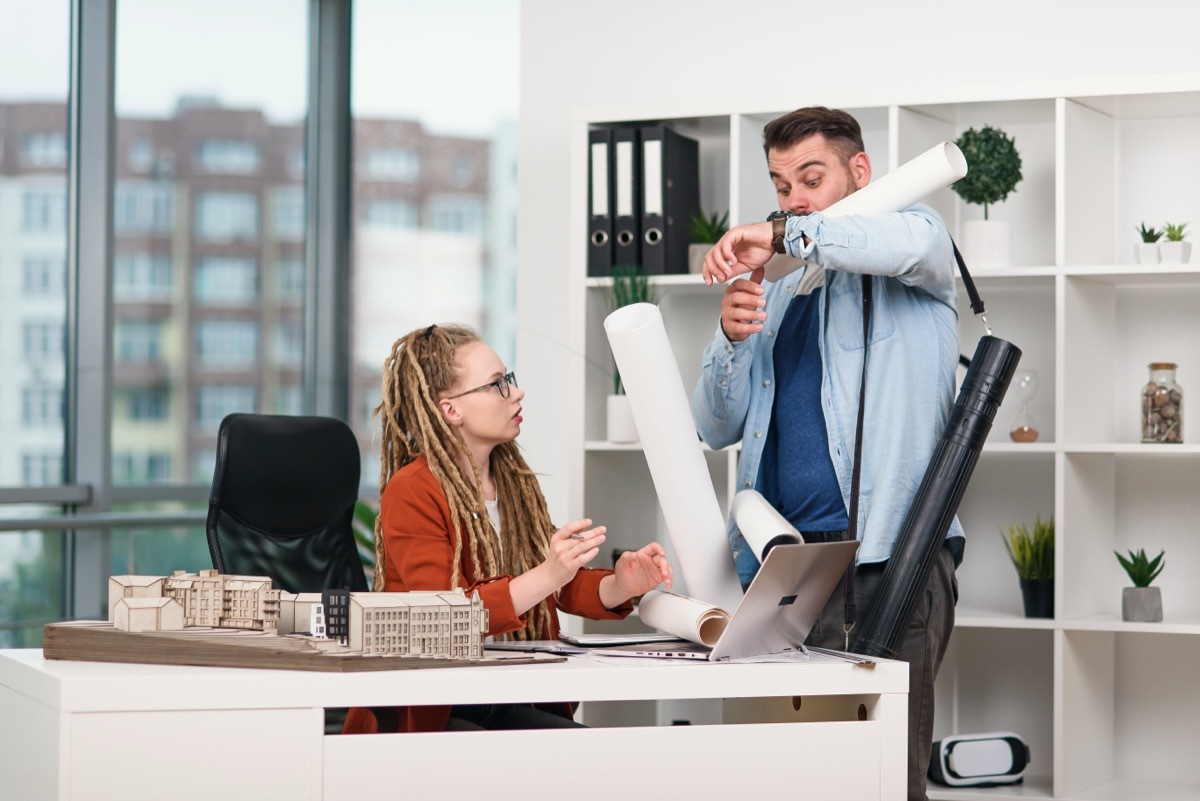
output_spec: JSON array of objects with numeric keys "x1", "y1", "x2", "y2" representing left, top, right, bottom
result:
[
  {"x1": 764, "y1": 141, "x2": 968, "y2": 282},
  {"x1": 731, "y1": 489, "x2": 802, "y2": 561},
  {"x1": 638, "y1": 589, "x2": 730, "y2": 647},
  {"x1": 604, "y1": 303, "x2": 743, "y2": 612}
]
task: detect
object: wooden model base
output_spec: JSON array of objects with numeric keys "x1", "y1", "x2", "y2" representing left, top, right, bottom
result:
[{"x1": 43, "y1": 621, "x2": 556, "y2": 672}]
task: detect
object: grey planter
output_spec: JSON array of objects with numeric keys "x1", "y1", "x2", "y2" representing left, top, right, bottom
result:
[{"x1": 1122, "y1": 586, "x2": 1163, "y2": 622}]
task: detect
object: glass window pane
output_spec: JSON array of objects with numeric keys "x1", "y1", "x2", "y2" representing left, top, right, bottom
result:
[
  {"x1": 351, "y1": 0, "x2": 519, "y2": 488},
  {"x1": 115, "y1": 0, "x2": 308, "y2": 486},
  {"x1": 0, "y1": 1, "x2": 71, "y2": 645}
]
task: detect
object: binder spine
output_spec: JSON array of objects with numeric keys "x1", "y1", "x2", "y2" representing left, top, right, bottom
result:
[
  {"x1": 639, "y1": 126, "x2": 700, "y2": 275},
  {"x1": 611, "y1": 127, "x2": 641, "y2": 269},
  {"x1": 587, "y1": 128, "x2": 615, "y2": 277}
]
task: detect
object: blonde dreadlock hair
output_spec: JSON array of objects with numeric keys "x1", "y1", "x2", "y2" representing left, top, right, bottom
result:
[{"x1": 373, "y1": 324, "x2": 555, "y2": 640}]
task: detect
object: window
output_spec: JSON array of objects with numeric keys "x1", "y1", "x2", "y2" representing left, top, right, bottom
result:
[
  {"x1": 194, "y1": 191, "x2": 259, "y2": 241},
  {"x1": 21, "y1": 132, "x2": 67, "y2": 168},
  {"x1": 361, "y1": 148, "x2": 420, "y2": 182},
  {"x1": 195, "y1": 321, "x2": 258, "y2": 368},
  {"x1": 128, "y1": 136, "x2": 154, "y2": 172},
  {"x1": 113, "y1": 252, "x2": 172, "y2": 301},
  {"x1": 427, "y1": 194, "x2": 485, "y2": 235},
  {"x1": 22, "y1": 186, "x2": 67, "y2": 232},
  {"x1": 129, "y1": 389, "x2": 169, "y2": 421},
  {"x1": 272, "y1": 321, "x2": 303, "y2": 365},
  {"x1": 451, "y1": 153, "x2": 475, "y2": 187},
  {"x1": 22, "y1": 386, "x2": 63, "y2": 426},
  {"x1": 21, "y1": 452, "x2": 63, "y2": 486},
  {"x1": 22, "y1": 321, "x2": 63, "y2": 360},
  {"x1": 362, "y1": 199, "x2": 418, "y2": 229},
  {"x1": 115, "y1": 321, "x2": 163, "y2": 362},
  {"x1": 194, "y1": 257, "x2": 258, "y2": 305},
  {"x1": 195, "y1": 139, "x2": 261, "y2": 174},
  {"x1": 114, "y1": 181, "x2": 173, "y2": 233},
  {"x1": 272, "y1": 186, "x2": 304, "y2": 240},
  {"x1": 275, "y1": 259, "x2": 304, "y2": 300},
  {"x1": 273, "y1": 384, "x2": 303, "y2": 415},
  {"x1": 22, "y1": 255, "x2": 66, "y2": 296},
  {"x1": 112, "y1": 452, "x2": 172, "y2": 484}
]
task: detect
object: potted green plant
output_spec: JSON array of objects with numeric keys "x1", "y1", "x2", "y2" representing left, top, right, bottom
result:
[
  {"x1": 1001, "y1": 515, "x2": 1054, "y2": 618},
  {"x1": 687, "y1": 210, "x2": 729, "y2": 275},
  {"x1": 352, "y1": 500, "x2": 378, "y2": 587},
  {"x1": 952, "y1": 125, "x2": 1023, "y2": 268},
  {"x1": 1115, "y1": 547, "x2": 1164, "y2": 622},
  {"x1": 606, "y1": 264, "x2": 653, "y2": 442},
  {"x1": 1160, "y1": 222, "x2": 1191, "y2": 264},
  {"x1": 1135, "y1": 222, "x2": 1163, "y2": 264}
]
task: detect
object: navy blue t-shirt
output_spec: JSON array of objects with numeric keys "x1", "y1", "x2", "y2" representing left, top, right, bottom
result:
[{"x1": 757, "y1": 291, "x2": 849, "y2": 533}]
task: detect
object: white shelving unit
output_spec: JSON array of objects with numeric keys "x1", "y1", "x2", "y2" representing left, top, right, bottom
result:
[{"x1": 568, "y1": 82, "x2": 1200, "y2": 798}]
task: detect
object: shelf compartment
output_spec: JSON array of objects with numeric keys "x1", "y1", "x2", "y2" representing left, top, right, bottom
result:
[
  {"x1": 1062, "y1": 452, "x2": 1200, "y2": 622},
  {"x1": 934, "y1": 628, "x2": 1054, "y2": 797},
  {"x1": 1062, "y1": 278, "x2": 1200, "y2": 445},
  {"x1": 1059, "y1": 631, "x2": 1200, "y2": 797},
  {"x1": 955, "y1": 452, "x2": 1054, "y2": 617}
]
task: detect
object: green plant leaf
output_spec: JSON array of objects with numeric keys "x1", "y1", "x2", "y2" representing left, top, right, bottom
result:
[
  {"x1": 688, "y1": 210, "x2": 729, "y2": 244},
  {"x1": 1163, "y1": 222, "x2": 1188, "y2": 242},
  {"x1": 952, "y1": 125, "x2": 1023, "y2": 218},
  {"x1": 1137, "y1": 222, "x2": 1164, "y2": 243},
  {"x1": 1114, "y1": 547, "x2": 1165, "y2": 588},
  {"x1": 352, "y1": 499, "x2": 378, "y2": 584},
  {"x1": 1001, "y1": 515, "x2": 1054, "y2": 580},
  {"x1": 608, "y1": 265, "x2": 654, "y2": 394}
]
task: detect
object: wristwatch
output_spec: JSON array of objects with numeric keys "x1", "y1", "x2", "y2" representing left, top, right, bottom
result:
[{"x1": 767, "y1": 210, "x2": 795, "y2": 254}]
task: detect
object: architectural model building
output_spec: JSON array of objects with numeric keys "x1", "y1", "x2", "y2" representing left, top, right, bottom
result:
[
  {"x1": 349, "y1": 590, "x2": 489, "y2": 658},
  {"x1": 104, "y1": 571, "x2": 490, "y2": 659}
]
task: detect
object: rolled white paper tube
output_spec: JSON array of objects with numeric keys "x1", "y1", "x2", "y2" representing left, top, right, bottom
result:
[
  {"x1": 605, "y1": 303, "x2": 743, "y2": 612},
  {"x1": 764, "y1": 141, "x2": 967, "y2": 282},
  {"x1": 731, "y1": 489, "x2": 802, "y2": 561}
]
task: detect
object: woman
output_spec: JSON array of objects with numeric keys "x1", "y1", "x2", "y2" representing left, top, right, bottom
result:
[{"x1": 343, "y1": 324, "x2": 672, "y2": 733}]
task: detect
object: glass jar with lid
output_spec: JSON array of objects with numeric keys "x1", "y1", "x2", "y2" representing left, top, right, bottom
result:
[{"x1": 1141, "y1": 362, "x2": 1183, "y2": 443}]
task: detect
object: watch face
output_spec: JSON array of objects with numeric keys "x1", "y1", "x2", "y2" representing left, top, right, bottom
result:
[{"x1": 766, "y1": 210, "x2": 793, "y2": 221}]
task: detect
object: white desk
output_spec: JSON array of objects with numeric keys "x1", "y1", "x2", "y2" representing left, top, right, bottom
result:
[{"x1": 0, "y1": 648, "x2": 907, "y2": 800}]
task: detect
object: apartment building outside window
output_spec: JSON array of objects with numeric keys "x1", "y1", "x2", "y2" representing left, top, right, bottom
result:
[
  {"x1": 21, "y1": 132, "x2": 67, "y2": 168},
  {"x1": 193, "y1": 257, "x2": 258, "y2": 305},
  {"x1": 21, "y1": 186, "x2": 67, "y2": 232},
  {"x1": 195, "y1": 321, "x2": 258, "y2": 368},
  {"x1": 361, "y1": 147, "x2": 419, "y2": 182},
  {"x1": 114, "y1": 252, "x2": 172, "y2": 301},
  {"x1": 195, "y1": 138, "x2": 261, "y2": 175},
  {"x1": 194, "y1": 191, "x2": 259, "y2": 241},
  {"x1": 21, "y1": 256, "x2": 66, "y2": 296},
  {"x1": 115, "y1": 321, "x2": 163, "y2": 362}
]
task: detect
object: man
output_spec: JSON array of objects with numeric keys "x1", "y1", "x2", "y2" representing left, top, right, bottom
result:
[{"x1": 691, "y1": 106, "x2": 961, "y2": 801}]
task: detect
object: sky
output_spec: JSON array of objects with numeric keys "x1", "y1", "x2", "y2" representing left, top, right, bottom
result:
[{"x1": 0, "y1": 0, "x2": 519, "y2": 137}]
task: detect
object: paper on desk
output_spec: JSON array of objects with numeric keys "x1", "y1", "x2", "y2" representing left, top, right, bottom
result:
[{"x1": 637, "y1": 589, "x2": 730, "y2": 647}]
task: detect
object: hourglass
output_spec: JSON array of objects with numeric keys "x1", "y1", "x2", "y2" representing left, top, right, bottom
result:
[{"x1": 1009, "y1": 369, "x2": 1039, "y2": 443}]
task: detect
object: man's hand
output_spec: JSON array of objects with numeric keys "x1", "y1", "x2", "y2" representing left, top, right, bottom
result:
[
  {"x1": 720, "y1": 268, "x2": 767, "y2": 342},
  {"x1": 702, "y1": 221, "x2": 775, "y2": 286}
]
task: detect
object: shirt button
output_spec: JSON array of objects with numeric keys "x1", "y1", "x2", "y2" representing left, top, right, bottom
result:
[
  {"x1": 755, "y1": 431, "x2": 763, "y2": 438},
  {"x1": 767, "y1": 330, "x2": 775, "y2": 338},
  {"x1": 744, "y1": 480, "x2": 752, "y2": 487},
  {"x1": 762, "y1": 380, "x2": 771, "y2": 388},
  {"x1": 725, "y1": 346, "x2": 733, "y2": 354}
]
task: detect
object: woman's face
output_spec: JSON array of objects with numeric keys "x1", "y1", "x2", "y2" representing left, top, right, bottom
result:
[{"x1": 440, "y1": 340, "x2": 524, "y2": 449}]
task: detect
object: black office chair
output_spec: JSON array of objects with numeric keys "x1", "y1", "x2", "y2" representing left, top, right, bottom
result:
[
  {"x1": 206, "y1": 412, "x2": 369, "y2": 595},
  {"x1": 206, "y1": 413, "x2": 369, "y2": 735}
]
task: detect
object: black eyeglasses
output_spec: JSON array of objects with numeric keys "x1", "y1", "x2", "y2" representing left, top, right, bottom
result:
[{"x1": 446, "y1": 371, "x2": 517, "y2": 400}]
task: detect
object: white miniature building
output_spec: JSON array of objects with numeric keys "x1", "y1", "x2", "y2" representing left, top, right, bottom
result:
[
  {"x1": 349, "y1": 589, "x2": 487, "y2": 658},
  {"x1": 162, "y1": 569, "x2": 282, "y2": 631},
  {"x1": 277, "y1": 592, "x2": 327, "y2": 638},
  {"x1": 112, "y1": 597, "x2": 185, "y2": 632},
  {"x1": 107, "y1": 575, "x2": 167, "y2": 623}
]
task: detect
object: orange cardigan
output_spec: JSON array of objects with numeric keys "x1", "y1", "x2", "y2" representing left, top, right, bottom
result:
[{"x1": 343, "y1": 456, "x2": 631, "y2": 733}]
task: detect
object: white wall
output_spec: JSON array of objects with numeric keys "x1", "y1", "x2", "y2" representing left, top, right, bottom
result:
[{"x1": 518, "y1": 0, "x2": 1200, "y2": 520}]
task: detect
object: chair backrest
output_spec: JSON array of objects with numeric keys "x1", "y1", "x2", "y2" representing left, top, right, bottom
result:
[{"x1": 206, "y1": 413, "x2": 369, "y2": 594}]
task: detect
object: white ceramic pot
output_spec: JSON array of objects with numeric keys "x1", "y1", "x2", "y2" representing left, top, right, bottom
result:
[
  {"x1": 1134, "y1": 242, "x2": 1161, "y2": 264},
  {"x1": 1159, "y1": 241, "x2": 1192, "y2": 264},
  {"x1": 606, "y1": 393, "x2": 639, "y2": 443},
  {"x1": 688, "y1": 243, "x2": 710, "y2": 275},
  {"x1": 962, "y1": 220, "x2": 1012, "y2": 268}
]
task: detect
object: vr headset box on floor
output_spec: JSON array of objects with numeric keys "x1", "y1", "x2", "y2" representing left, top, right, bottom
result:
[{"x1": 929, "y1": 731, "x2": 1030, "y2": 787}]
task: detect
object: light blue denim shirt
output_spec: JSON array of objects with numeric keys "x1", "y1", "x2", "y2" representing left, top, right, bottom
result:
[{"x1": 692, "y1": 204, "x2": 964, "y2": 583}]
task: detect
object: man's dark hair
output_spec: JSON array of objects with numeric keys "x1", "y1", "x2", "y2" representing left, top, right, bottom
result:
[{"x1": 763, "y1": 107, "x2": 865, "y2": 163}]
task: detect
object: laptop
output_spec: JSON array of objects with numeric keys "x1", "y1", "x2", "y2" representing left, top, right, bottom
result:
[{"x1": 600, "y1": 540, "x2": 859, "y2": 662}]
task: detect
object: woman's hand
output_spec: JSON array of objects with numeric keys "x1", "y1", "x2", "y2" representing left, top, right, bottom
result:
[
  {"x1": 543, "y1": 518, "x2": 606, "y2": 589},
  {"x1": 600, "y1": 541, "x2": 673, "y2": 609},
  {"x1": 510, "y1": 519, "x2": 605, "y2": 616}
]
